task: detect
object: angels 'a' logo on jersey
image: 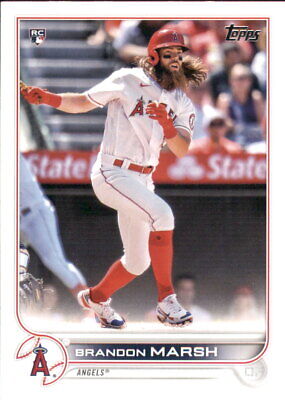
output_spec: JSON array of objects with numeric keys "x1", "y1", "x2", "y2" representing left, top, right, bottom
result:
[
  {"x1": 130, "y1": 97, "x2": 145, "y2": 117},
  {"x1": 130, "y1": 98, "x2": 177, "y2": 121}
]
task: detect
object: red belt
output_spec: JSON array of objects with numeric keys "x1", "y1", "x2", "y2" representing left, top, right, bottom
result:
[{"x1": 113, "y1": 159, "x2": 154, "y2": 174}]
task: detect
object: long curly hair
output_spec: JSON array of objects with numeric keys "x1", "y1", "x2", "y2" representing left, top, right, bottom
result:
[{"x1": 135, "y1": 54, "x2": 208, "y2": 92}]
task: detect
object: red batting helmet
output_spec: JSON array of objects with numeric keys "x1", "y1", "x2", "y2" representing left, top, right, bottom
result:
[{"x1": 148, "y1": 28, "x2": 189, "y2": 66}]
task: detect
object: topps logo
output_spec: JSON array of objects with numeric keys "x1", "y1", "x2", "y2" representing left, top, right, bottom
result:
[
  {"x1": 29, "y1": 29, "x2": 46, "y2": 45},
  {"x1": 225, "y1": 24, "x2": 261, "y2": 41}
]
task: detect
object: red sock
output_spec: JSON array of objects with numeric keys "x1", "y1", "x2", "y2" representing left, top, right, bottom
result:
[
  {"x1": 149, "y1": 230, "x2": 175, "y2": 302},
  {"x1": 90, "y1": 260, "x2": 137, "y2": 303}
]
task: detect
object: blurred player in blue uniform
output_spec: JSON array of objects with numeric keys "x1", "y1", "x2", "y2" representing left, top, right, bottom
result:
[{"x1": 20, "y1": 154, "x2": 87, "y2": 298}]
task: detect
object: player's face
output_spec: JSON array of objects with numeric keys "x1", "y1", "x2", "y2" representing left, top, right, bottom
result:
[{"x1": 159, "y1": 47, "x2": 183, "y2": 72}]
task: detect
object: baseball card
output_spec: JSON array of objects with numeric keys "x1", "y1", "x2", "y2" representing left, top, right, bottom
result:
[{"x1": 0, "y1": 1, "x2": 284, "y2": 398}]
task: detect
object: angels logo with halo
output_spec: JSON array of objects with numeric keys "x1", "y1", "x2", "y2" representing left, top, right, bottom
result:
[{"x1": 16, "y1": 335, "x2": 68, "y2": 386}]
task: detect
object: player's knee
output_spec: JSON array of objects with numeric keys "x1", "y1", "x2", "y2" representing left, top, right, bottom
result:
[
  {"x1": 137, "y1": 260, "x2": 151, "y2": 274},
  {"x1": 154, "y1": 203, "x2": 174, "y2": 231},
  {"x1": 121, "y1": 255, "x2": 150, "y2": 275}
]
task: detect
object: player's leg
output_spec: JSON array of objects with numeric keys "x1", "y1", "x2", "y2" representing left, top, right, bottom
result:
[
  {"x1": 20, "y1": 199, "x2": 87, "y2": 294},
  {"x1": 89, "y1": 211, "x2": 151, "y2": 303},
  {"x1": 78, "y1": 168, "x2": 172, "y2": 327},
  {"x1": 149, "y1": 229, "x2": 174, "y2": 300},
  {"x1": 78, "y1": 210, "x2": 152, "y2": 329},
  {"x1": 90, "y1": 168, "x2": 192, "y2": 325},
  {"x1": 119, "y1": 212, "x2": 151, "y2": 275},
  {"x1": 92, "y1": 168, "x2": 174, "y2": 232},
  {"x1": 91, "y1": 169, "x2": 175, "y2": 299},
  {"x1": 148, "y1": 219, "x2": 193, "y2": 325}
]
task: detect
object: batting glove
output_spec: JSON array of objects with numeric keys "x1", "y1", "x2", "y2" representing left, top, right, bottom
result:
[
  {"x1": 146, "y1": 102, "x2": 177, "y2": 139},
  {"x1": 21, "y1": 85, "x2": 62, "y2": 108}
]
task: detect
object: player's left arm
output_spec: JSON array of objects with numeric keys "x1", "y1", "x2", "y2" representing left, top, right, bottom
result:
[
  {"x1": 146, "y1": 101, "x2": 194, "y2": 158},
  {"x1": 165, "y1": 128, "x2": 191, "y2": 158}
]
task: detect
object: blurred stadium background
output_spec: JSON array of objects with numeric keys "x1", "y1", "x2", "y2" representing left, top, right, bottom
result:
[{"x1": 19, "y1": 19, "x2": 267, "y2": 331}]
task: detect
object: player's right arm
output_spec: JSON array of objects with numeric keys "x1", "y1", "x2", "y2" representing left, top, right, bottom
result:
[
  {"x1": 20, "y1": 82, "x2": 97, "y2": 113},
  {"x1": 57, "y1": 93, "x2": 97, "y2": 113},
  {"x1": 20, "y1": 70, "x2": 124, "y2": 113}
]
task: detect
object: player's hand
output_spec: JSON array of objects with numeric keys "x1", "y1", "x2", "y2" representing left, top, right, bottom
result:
[
  {"x1": 146, "y1": 102, "x2": 177, "y2": 139},
  {"x1": 21, "y1": 85, "x2": 48, "y2": 105},
  {"x1": 20, "y1": 81, "x2": 62, "y2": 108},
  {"x1": 146, "y1": 102, "x2": 169, "y2": 122}
]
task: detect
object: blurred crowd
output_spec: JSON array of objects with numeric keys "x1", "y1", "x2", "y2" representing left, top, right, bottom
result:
[{"x1": 88, "y1": 19, "x2": 267, "y2": 154}]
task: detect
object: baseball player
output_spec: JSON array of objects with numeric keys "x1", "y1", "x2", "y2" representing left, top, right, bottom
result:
[
  {"x1": 20, "y1": 154, "x2": 88, "y2": 298},
  {"x1": 21, "y1": 28, "x2": 207, "y2": 329}
]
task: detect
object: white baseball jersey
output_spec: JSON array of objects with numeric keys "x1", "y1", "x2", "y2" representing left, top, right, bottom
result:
[{"x1": 85, "y1": 67, "x2": 196, "y2": 167}]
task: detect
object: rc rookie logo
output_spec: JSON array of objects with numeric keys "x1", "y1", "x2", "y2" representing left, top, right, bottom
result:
[
  {"x1": 29, "y1": 29, "x2": 46, "y2": 46},
  {"x1": 16, "y1": 336, "x2": 68, "y2": 386}
]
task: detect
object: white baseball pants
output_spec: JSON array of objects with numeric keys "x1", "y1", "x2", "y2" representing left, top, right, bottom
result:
[{"x1": 91, "y1": 159, "x2": 174, "y2": 276}]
